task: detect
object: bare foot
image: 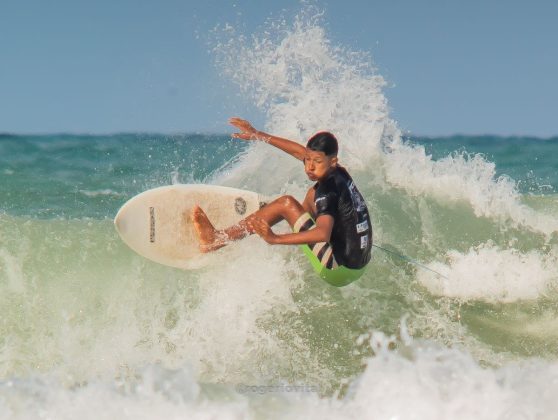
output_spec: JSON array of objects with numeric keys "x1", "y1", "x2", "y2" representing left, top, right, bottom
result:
[{"x1": 190, "y1": 205, "x2": 227, "y2": 253}]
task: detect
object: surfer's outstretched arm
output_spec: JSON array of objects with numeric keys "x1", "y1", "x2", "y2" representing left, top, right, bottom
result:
[{"x1": 229, "y1": 117, "x2": 306, "y2": 161}]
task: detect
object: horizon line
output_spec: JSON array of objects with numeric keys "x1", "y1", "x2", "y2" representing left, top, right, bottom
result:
[{"x1": 2, "y1": 131, "x2": 558, "y2": 140}]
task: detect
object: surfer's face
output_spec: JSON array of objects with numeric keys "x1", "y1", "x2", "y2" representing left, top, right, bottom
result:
[{"x1": 303, "y1": 149, "x2": 337, "y2": 181}]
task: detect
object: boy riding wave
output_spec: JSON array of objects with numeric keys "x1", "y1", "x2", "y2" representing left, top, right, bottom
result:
[{"x1": 191, "y1": 117, "x2": 372, "y2": 286}]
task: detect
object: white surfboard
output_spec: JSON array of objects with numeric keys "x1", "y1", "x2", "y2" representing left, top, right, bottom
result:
[{"x1": 114, "y1": 184, "x2": 265, "y2": 269}]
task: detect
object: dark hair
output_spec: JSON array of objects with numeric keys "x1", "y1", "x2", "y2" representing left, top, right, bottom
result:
[{"x1": 306, "y1": 131, "x2": 338, "y2": 157}]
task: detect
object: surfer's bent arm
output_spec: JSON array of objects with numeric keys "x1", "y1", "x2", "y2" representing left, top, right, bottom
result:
[
  {"x1": 251, "y1": 215, "x2": 334, "y2": 245},
  {"x1": 229, "y1": 117, "x2": 305, "y2": 161}
]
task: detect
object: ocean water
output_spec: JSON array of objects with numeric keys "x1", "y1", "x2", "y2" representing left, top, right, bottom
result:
[{"x1": 2, "y1": 7, "x2": 558, "y2": 420}]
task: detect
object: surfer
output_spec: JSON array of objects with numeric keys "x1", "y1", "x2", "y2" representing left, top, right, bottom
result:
[{"x1": 191, "y1": 117, "x2": 372, "y2": 286}]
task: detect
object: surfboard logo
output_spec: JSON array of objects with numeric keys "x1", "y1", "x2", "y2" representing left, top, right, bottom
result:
[
  {"x1": 149, "y1": 207, "x2": 155, "y2": 243},
  {"x1": 235, "y1": 197, "x2": 247, "y2": 215}
]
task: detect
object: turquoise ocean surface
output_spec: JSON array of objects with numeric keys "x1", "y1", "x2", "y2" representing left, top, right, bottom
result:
[{"x1": 2, "y1": 9, "x2": 558, "y2": 420}]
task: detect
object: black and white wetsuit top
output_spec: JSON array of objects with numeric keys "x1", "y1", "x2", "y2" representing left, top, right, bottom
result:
[{"x1": 313, "y1": 167, "x2": 372, "y2": 269}]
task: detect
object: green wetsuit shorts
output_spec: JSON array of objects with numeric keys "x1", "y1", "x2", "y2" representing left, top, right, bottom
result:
[{"x1": 293, "y1": 212, "x2": 366, "y2": 287}]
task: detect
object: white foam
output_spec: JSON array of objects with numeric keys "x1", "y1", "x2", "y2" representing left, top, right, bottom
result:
[
  {"x1": 383, "y1": 143, "x2": 558, "y2": 234},
  {"x1": 165, "y1": 240, "x2": 305, "y2": 383},
  {"x1": 2, "y1": 332, "x2": 558, "y2": 420},
  {"x1": 342, "y1": 332, "x2": 558, "y2": 420},
  {"x1": 0, "y1": 249, "x2": 26, "y2": 294},
  {"x1": 418, "y1": 243, "x2": 558, "y2": 302},
  {"x1": 213, "y1": 7, "x2": 392, "y2": 192},
  {"x1": 79, "y1": 189, "x2": 124, "y2": 198}
]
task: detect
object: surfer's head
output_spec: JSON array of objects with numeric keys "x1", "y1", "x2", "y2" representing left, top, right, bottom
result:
[
  {"x1": 304, "y1": 132, "x2": 338, "y2": 181},
  {"x1": 306, "y1": 131, "x2": 338, "y2": 157}
]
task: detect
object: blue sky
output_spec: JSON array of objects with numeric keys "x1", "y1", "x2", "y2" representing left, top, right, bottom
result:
[{"x1": 1, "y1": 0, "x2": 556, "y2": 136}]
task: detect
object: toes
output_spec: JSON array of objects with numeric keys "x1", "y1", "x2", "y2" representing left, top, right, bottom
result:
[{"x1": 190, "y1": 205, "x2": 203, "y2": 223}]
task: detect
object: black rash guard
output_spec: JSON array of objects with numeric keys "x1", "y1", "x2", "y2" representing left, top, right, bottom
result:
[{"x1": 313, "y1": 167, "x2": 372, "y2": 269}]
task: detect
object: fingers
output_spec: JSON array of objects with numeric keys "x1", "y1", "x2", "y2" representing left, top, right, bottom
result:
[
  {"x1": 228, "y1": 117, "x2": 259, "y2": 143},
  {"x1": 246, "y1": 217, "x2": 260, "y2": 232},
  {"x1": 247, "y1": 217, "x2": 269, "y2": 236},
  {"x1": 228, "y1": 117, "x2": 253, "y2": 131},
  {"x1": 228, "y1": 117, "x2": 247, "y2": 128}
]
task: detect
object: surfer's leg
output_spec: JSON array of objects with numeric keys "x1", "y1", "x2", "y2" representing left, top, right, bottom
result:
[
  {"x1": 225, "y1": 194, "x2": 306, "y2": 237},
  {"x1": 191, "y1": 195, "x2": 306, "y2": 252}
]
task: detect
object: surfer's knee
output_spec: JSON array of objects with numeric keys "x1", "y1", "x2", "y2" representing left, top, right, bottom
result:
[{"x1": 278, "y1": 195, "x2": 301, "y2": 210}]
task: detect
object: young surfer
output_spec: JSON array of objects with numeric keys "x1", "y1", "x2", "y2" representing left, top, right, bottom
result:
[{"x1": 191, "y1": 117, "x2": 372, "y2": 286}]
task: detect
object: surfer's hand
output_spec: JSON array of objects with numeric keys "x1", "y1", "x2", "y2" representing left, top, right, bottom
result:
[
  {"x1": 229, "y1": 117, "x2": 260, "y2": 141},
  {"x1": 248, "y1": 217, "x2": 277, "y2": 244}
]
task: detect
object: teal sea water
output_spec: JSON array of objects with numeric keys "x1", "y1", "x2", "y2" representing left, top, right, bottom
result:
[
  {"x1": 0, "y1": 133, "x2": 246, "y2": 218},
  {"x1": 3, "y1": 133, "x2": 557, "y2": 218},
  {"x1": 2, "y1": 8, "x2": 558, "y2": 420}
]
